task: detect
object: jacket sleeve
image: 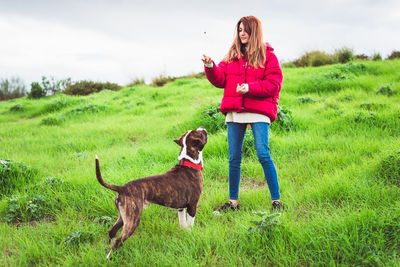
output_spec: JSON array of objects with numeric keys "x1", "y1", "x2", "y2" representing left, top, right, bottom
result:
[
  {"x1": 247, "y1": 53, "x2": 283, "y2": 97},
  {"x1": 204, "y1": 61, "x2": 227, "y2": 88}
]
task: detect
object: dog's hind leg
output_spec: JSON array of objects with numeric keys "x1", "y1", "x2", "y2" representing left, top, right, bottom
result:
[
  {"x1": 108, "y1": 214, "x2": 123, "y2": 247},
  {"x1": 178, "y1": 208, "x2": 188, "y2": 229},
  {"x1": 107, "y1": 199, "x2": 143, "y2": 259}
]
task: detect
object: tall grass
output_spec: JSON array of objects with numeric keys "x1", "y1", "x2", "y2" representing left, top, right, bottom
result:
[{"x1": 0, "y1": 61, "x2": 399, "y2": 265}]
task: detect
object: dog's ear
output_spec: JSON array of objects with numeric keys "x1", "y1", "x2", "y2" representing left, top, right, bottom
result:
[
  {"x1": 174, "y1": 131, "x2": 189, "y2": 146},
  {"x1": 174, "y1": 138, "x2": 183, "y2": 146}
]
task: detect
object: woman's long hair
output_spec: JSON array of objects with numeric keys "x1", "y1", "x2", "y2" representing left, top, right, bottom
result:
[{"x1": 223, "y1": 16, "x2": 266, "y2": 68}]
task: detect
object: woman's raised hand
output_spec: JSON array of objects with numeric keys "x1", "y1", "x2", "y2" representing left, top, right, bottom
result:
[{"x1": 202, "y1": 54, "x2": 212, "y2": 65}]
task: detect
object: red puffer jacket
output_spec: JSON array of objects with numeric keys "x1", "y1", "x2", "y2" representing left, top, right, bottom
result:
[{"x1": 205, "y1": 44, "x2": 283, "y2": 122}]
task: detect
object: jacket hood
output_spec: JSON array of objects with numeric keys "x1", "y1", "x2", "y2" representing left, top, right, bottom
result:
[{"x1": 266, "y1": 42, "x2": 274, "y2": 52}]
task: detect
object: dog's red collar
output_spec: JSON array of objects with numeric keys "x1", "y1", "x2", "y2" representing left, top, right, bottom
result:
[{"x1": 179, "y1": 159, "x2": 203, "y2": 171}]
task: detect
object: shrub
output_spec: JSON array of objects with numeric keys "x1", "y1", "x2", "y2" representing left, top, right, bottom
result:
[
  {"x1": 63, "y1": 231, "x2": 95, "y2": 247},
  {"x1": 3, "y1": 197, "x2": 20, "y2": 223},
  {"x1": 334, "y1": 47, "x2": 353, "y2": 63},
  {"x1": 28, "y1": 82, "x2": 46, "y2": 99},
  {"x1": 40, "y1": 76, "x2": 71, "y2": 95},
  {"x1": 338, "y1": 62, "x2": 366, "y2": 75},
  {"x1": 0, "y1": 159, "x2": 38, "y2": 196},
  {"x1": 196, "y1": 104, "x2": 226, "y2": 134},
  {"x1": 9, "y1": 104, "x2": 24, "y2": 112},
  {"x1": 326, "y1": 70, "x2": 346, "y2": 80},
  {"x1": 64, "y1": 80, "x2": 121, "y2": 96},
  {"x1": 0, "y1": 77, "x2": 27, "y2": 101},
  {"x1": 247, "y1": 212, "x2": 281, "y2": 234},
  {"x1": 126, "y1": 77, "x2": 145, "y2": 87},
  {"x1": 372, "y1": 53, "x2": 382, "y2": 61},
  {"x1": 93, "y1": 216, "x2": 113, "y2": 226},
  {"x1": 377, "y1": 86, "x2": 393, "y2": 96},
  {"x1": 3, "y1": 194, "x2": 47, "y2": 223},
  {"x1": 376, "y1": 151, "x2": 400, "y2": 186},
  {"x1": 386, "y1": 51, "x2": 400, "y2": 60},
  {"x1": 293, "y1": 51, "x2": 335, "y2": 67},
  {"x1": 271, "y1": 105, "x2": 295, "y2": 132},
  {"x1": 354, "y1": 54, "x2": 369, "y2": 60},
  {"x1": 26, "y1": 195, "x2": 46, "y2": 220},
  {"x1": 43, "y1": 98, "x2": 76, "y2": 114},
  {"x1": 309, "y1": 51, "x2": 336, "y2": 66},
  {"x1": 41, "y1": 116, "x2": 65, "y2": 126},
  {"x1": 151, "y1": 75, "x2": 176, "y2": 87}
]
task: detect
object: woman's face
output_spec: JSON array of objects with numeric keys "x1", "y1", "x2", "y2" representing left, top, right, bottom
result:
[{"x1": 238, "y1": 22, "x2": 249, "y2": 45}]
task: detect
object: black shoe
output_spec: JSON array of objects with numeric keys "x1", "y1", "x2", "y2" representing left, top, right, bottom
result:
[
  {"x1": 213, "y1": 201, "x2": 240, "y2": 216},
  {"x1": 271, "y1": 200, "x2": 285, "y2": 212}
]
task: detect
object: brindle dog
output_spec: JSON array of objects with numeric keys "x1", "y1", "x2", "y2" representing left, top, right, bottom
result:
[{"x1": 95, "y1": 127, "x2": 207, "y2": 258}]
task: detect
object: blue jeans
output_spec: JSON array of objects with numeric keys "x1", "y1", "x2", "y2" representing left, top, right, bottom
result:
[{"x1": 227, "y1": 122, "x2": 280, "y2": 200}]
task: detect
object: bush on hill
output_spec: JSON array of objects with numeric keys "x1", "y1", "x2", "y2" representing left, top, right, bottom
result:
[
  {"x1": 126, "y1": 77, "x2": 146, "y2": 87},
  {"x1": 64, "y1": 80, "x2": 121, "y2": 96},
  {"x1": 386, "y1": 50, "x2": 400, "y2": 60},
  {"x1": 354, "y1": 54, "x2": 369, "y2": 60},
  {"x1": 151, "y1": 75, "x2": 176, "y2": 87},
  {"x1": 334, "y1": 47, "x2": 353, "y2": 63},
  {"x1": 0, "y1": 77, "x2": 26, "y2": 101},
  {"x1": 28, "y1": 76, "x2": 72, "y2": 99},
  {"x1": 28, "y1": 82, "x2": 46, "y2": 99},
  {"x1": 286, "y1": 47, "x2": 399, "y2": 68},
  {"x1": 293, "y1": 51, "x2": 335, "y2": 67},
  {"x1": 372, "y1": 53, "x2": 382, "y2": 61},
  {"x1": 40, "y1": 76, "x2": 71, "y2": 95}
]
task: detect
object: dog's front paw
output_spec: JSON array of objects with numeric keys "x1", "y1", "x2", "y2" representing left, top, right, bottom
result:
[{"x1": 184, "y1": 225, "x2": 192, "y2": 231}]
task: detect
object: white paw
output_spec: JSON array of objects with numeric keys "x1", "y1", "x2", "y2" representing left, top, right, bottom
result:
[{"x1": 106, "y1": 249, "x2": 113, "y2": 259}]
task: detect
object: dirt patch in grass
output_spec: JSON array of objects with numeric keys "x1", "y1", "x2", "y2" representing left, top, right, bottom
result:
[{"x1": 241, "y1": 179, "x2": 266, "y2": 191}]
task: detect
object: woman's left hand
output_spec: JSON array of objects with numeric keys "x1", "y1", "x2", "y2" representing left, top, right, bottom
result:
[{"x1": 236, "y1": 83, "x2": 249, "y2": 94}]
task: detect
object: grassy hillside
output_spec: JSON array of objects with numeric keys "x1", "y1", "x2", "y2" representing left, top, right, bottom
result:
[{"x1": 1, "y1": 60, "x2": 399, "y2": 266}]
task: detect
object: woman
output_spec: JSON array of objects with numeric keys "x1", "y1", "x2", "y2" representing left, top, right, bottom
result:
[{"x1": 201, "y1": 16, "x2": 284, "y2": 213}]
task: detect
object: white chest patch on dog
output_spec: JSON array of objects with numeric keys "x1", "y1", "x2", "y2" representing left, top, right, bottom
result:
[{"x1": 177, "y1": 130, "x2": 203, "y2": 166}]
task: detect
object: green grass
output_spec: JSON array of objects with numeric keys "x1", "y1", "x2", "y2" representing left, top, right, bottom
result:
[{"x1": 1, "y1": 60, "x2": 400, "y2": 266}]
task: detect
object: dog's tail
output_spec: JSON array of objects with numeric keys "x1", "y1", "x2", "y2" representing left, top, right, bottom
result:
[{"x1": 96, "y1": 156, "x2": 122, "y2": 192}]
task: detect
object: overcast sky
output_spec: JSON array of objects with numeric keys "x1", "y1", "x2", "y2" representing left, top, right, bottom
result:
[{"x1": 0, "y1": 0, "x2": 399, "y2": 87}]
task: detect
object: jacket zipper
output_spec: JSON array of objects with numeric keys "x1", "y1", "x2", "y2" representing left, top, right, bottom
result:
[
  {"x1": 244, "y1": 62, "x2": 248, "y2": 82},
  {"x1": 242, "y1": 61, "x2": 248, "y2": 110}
]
